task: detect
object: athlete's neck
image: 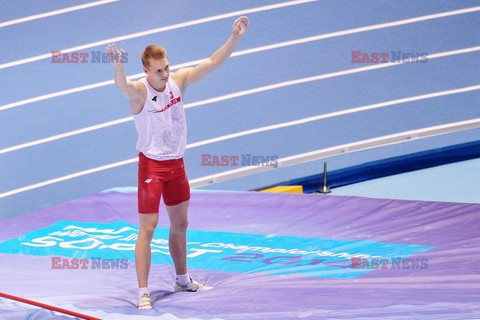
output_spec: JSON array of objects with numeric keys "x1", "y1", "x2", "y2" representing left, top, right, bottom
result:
[{"x1": 146, "y1": 78, "x2": 166, "y2": 92}]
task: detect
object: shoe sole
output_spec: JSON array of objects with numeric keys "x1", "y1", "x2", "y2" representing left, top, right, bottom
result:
[
  {"x1": 174, "y1": 285, "x2": 213, "y2": 292},
  {"x1": 137, "y1": 305, "x2": 152, "y2": 310}
]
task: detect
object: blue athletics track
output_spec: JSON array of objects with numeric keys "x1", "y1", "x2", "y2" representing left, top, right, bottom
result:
[{"x1": 0, "y1": 1, "x2": 479, "y2": 319}]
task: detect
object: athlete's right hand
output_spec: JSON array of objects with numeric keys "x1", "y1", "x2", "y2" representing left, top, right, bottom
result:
[{"x1": 105, "y1": 43, "x2": 126, "y2": 68}]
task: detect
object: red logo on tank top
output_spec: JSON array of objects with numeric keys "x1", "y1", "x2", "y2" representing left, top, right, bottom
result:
[{"x1": 149, "y1": 91, "x2": 182, "y2": 113}]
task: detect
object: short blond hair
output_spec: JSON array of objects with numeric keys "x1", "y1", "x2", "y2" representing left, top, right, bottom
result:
[{"x1": 141, "y1": 44, "x2": 167, "y2": 68}]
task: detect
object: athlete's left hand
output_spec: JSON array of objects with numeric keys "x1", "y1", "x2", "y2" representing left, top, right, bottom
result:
[{"x1": 232, "y1": 16, "x2": 249, "y2": 38}]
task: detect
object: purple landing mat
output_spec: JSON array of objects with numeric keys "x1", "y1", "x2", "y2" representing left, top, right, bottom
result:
[{"x1": 0, "y1": 189, "x2": 479, "y2": 320}]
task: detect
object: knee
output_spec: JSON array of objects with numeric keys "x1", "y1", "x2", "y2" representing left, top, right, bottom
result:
[
  {"x1": 171, "y1": 219, "x2": 189, "y2": 233},
  {"x1": 139, "y1": 224, "x2": 156, "y2": 240}
]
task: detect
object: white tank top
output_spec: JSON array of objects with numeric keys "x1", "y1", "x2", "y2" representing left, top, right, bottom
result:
[{"x1": 133, "y1": 77, "x2": 187, "y2": 160}]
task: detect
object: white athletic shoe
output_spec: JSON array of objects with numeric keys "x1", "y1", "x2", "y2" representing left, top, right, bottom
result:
[
  {"x1": 137, "y1": 293, "x2": 152, "y2": 309},
  {"x1": 174, "y1": 278, "x2": 205, "y2": 292}
]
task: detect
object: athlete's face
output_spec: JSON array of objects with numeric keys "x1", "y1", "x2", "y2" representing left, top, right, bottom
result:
[{"x1": 144, "y1": 57, "x2": 170, "y2": 91}]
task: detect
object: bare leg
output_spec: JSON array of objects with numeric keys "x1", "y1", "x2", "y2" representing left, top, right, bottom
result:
[
  {"x1": 166, "y1": 200, "x2": 190, "y2": 275},
  {"x1": 135, "y1": 213, "x2": 159, "y2": 288}
]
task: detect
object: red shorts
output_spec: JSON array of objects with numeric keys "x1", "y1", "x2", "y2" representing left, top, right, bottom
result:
[{"x1": 137, "y1": 152, "x2": 191, "y2": 213}]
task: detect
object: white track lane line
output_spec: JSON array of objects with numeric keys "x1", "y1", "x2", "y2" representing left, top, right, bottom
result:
[
  {"x1": 1, "y1": 118, "x2": 479, "y2": 198},
  {"x1": 0, "y1": 0, "x2": 119, "y2": 28},
  {"x1": 2, "y1": 5, "x2": 480, "y2": 111},
  {"x1": 0, "y1": 0, "x2": 318, "y2": 70},
  {"x1": 3, "y1": 83, "x2": 479, "y2": 156},
  {"x1": 1, "y1": 45, "x2": 479, "y2": 155}
]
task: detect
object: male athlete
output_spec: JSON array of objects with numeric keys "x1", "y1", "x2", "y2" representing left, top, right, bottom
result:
[{"x1": 106, "y1": 16, "x2": 249, "y2": 309}]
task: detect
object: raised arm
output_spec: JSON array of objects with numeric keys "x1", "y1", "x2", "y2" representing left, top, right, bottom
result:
[
  {"x1": 173, "y1": 16, "x2": 249, "y2": 92},
  {"x1": 106, "y1": 44, "x2": 145, "y2": 114}
]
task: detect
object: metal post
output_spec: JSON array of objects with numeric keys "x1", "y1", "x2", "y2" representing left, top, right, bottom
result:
[{"x1": 318, "y1": 161, "x2": 331, "y2": 194}]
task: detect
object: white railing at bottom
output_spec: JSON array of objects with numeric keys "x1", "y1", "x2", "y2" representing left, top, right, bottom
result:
[{"x1": 189, "y1": 118, "x2": 480, "y2": 188}]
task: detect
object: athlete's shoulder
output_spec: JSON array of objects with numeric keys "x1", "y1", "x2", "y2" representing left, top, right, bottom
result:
[{"x1": 171, "y1": 69, "x2": 192, "y2": 96}]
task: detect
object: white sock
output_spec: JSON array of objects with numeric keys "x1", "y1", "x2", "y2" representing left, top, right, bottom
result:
[
  {"x1": 176, "y1": 273, "x2": 190, "y2": 286},
  {"x1": 138, "y1": 287, "x2": 149, "y2": 298}
]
